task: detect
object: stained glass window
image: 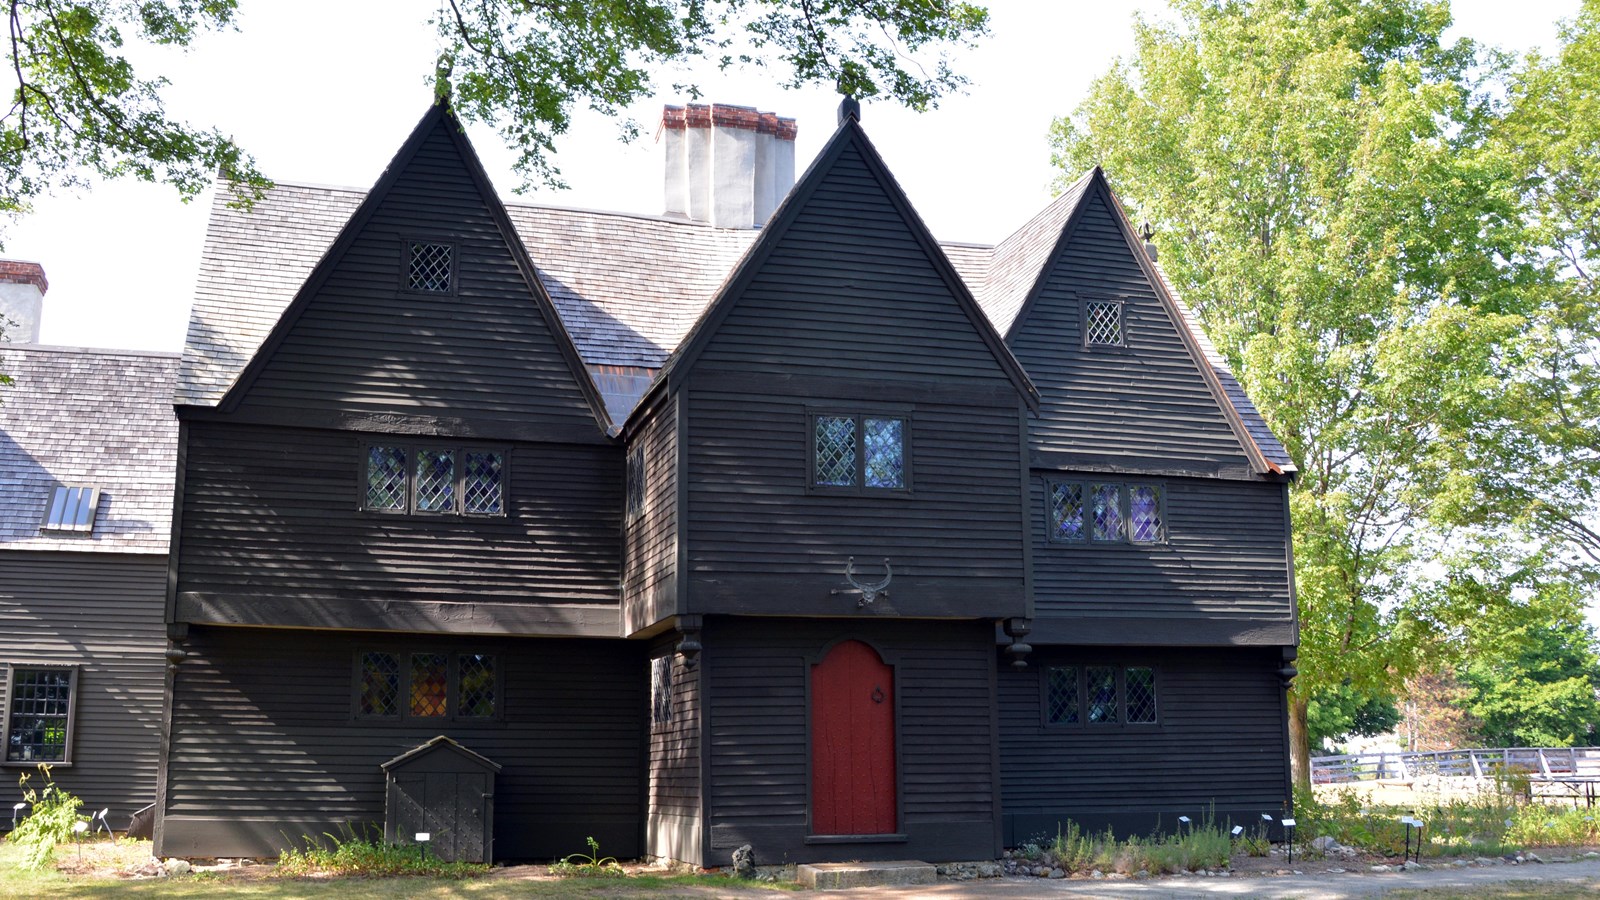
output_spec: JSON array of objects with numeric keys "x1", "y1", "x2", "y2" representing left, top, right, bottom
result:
[
  {"x1": 1130, "y1": 485, "x2": 1164, "y2": 543},
  {"x1": 407, "y1": 241, "x2": 453, "y2": 293},
  {"x1": 458, "y1": 654, "x2": 496, "y2": 718},
  {"x1": 1127, "y1": 667, "x2": 1157, "y2": 723},
  {"x1": 863, "y1": 418, "x2": 905, "y2": 488},
  {"x1": 464, "y1": 452, "x2": 504, "y2": 515},
  {"x1": 1091, "y1": 483, "x2": 1122, "y2": 541},
  {"x1": 415, "y1": 450, "x2": 456, "y2": 513},
  {"x1": 813, "y1": 414, "x2": 908, "y2": 491},
  {"x1": 1046, "y1": 666, "x2": 1079, "y2": 724},
  {"x1": 4, "y1": 668, "x2": 74, "y2": 762},
  {"x1": 1049, "y1": 482, "x2": 1085, "y2": 542},
  {"x1": 1084, "y1": 299, "x2": 1124, "y2": 347},
  {"x1": 409, "y1": 653, "x2": 448, "y2": 717},
  {"x1": 359, "y1": 652, "x2": 401, "y2": 717},
  {"x1": 366, "y1": 447, "x2": 407, "y2": 511},
  {"x1": 814, "y1": 416, "x2": 857, "y2": 487},
  {"x1": 1086, "y1": 666, "x2": 1119, "y2": 724}
]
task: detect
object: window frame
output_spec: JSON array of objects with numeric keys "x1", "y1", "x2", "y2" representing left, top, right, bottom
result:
[
  {"x1": 1045, "y1": 478, "x2": 1167, "y2": 545},
  {"x1": 39, "y1": 486, "x2": 101, "y2": 534},
  {"x1": 358, "y1": 442, "x2": 510, "y2": 518},
  {"x1": 1040, "y1": 663, "x2": 1160, "y2": 729},
  {"x1": 400, "y1": 238, "x2": 458, "y2": 296},
  {"x1": 1080, "y1": 297, "x2": 1129, "y2": 351},
  {"x1": 806, "y1": 409, "x2": 914, "y2": 496},
  {"x1": 2, "y1": 664, "x2": 80, "y2": 767},
  {"x1": 351, "y1": 649, "x2": 503, "y2": 725}
]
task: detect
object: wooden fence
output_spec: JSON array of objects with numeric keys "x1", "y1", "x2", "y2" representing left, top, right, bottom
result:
[{"x1": 1311, "y1": 747, "x2": 1600, "y2": 784}]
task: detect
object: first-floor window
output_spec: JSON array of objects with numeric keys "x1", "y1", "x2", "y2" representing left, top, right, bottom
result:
[
  {"x1": 357, "y1": 651, "x2": 497, "y2": 721},
  {"x1": 1044, "y1": 664, "x2": 1158, "y2": 726},
  {"x1": 3, "y1": 666, "x2": 78, "y2": 764},
  {"x1": 1048, "y1": 479, "x2": 1165, "y2": 544},
  {"x1": 363, "y1": 444, "x2": 506, "y2": 516}
]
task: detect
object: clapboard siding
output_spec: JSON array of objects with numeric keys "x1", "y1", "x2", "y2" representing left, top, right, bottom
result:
[
  {"x1": 702, "y1": 618, "x2": 998, "y2": 865},
  {"x1": 998, "y1": 646, "x2": 1289, "y2": 842},
  {"x1": 231, "y1": 117, "x2": 600, "y2": 432},
  {"x1": 623, "y1": 394, "x2": 678, "y2": 636},
  {"x1": 1031, "y1": 475, "x2": 1291, "y2": 628},
  {"x1": 696, "y1": 144, "x2": 1009, "y2": 385},
  {"x1": 177, "y1": 422, "x2": 621, "y2": 616},
  {"x1": 684, "y1": 387, "x2": 1026, "y2": 618},
  {"x1": 1011, "y1": 190, "x2": 1250, "y2": 471},
  {"x1": 0, "y1": 553, "x2": 166, "y2": 823},
  {"x1": 157, "y1": 626, "x2": 643, "y2": 860},
  {"x1": 646, "y1": 635, "x2": 700, "y2": 862}
]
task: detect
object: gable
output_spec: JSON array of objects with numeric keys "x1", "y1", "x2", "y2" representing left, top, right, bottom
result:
[
  {"x1": 1009, "y1": 183, "x2": 1257, "y2": 476},
  {"x1": 219, "y1": 105, "x2": 608, "y2": 439}
]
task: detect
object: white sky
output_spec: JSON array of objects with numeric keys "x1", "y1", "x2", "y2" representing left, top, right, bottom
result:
[{"x1": 2, "y1": 0, "x2": 1580, "y2": 352}]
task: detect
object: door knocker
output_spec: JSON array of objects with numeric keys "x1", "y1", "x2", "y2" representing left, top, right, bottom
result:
[{"x1": 871, "y1": 686, "x2": 886, "y2": 704}]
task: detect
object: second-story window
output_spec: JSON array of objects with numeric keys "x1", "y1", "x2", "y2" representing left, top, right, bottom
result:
[
  {"x1": 363, "y1": 444, "x2": 506, "y2": 516},
  {"x1": 1048, "y1": 480, "x2": 1165, "y2": 543},
  {"x1": 811, "y1": 413, "x2": 909, "y2": 492}
]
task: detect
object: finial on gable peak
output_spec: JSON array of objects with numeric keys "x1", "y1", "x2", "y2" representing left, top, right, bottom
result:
[{"x1": 837, "y1": 94, "x2": 861, "y2": 126}]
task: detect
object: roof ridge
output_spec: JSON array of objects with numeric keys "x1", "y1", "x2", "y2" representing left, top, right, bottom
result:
[{"x1": 2, "y1": 343, "x2": 182, "y2": 359}]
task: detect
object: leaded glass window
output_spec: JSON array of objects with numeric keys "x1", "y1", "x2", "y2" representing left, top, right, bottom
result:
[
  {"x1": 1130, "y1": 485, "x2": 1164, "y2": 543},
  {"x1": 359, "y1": 652, "x2": 401, "y2": 717},
  {"x1": 1084, "y1": 299, "x2": 1124, "y2": 347},
  {"x1": 1049, "y1": 482, "x2": 1085, "y2": 542},
  {"x1": 1127, "y1": 667, "x2": 1157, "y2": 723},
  {"x1": 415, "y1": 450, "x2": 456, "y2": 513},
  {"x1": 863, "y1": 418, "x2": 905, "y2": 488},
  {"x1": 1091, "y1": 483, "x2": 1122, "y2": 541},
  {"x1": 625, "y1": 445, "x2": 645, "y2": 522},
  {"x1": 1086, "y1": 666, "x2": 1119, "y2": 724},
  {"x1": 814, "y1": 416, "x2": 857, "y2": 487},
  {"x1": 650, "y1": 656, "x2": 673, "y2": 726},
  {"x1": 366, "y1": 447, "x2": 407, "y2": 511},
  {"x1": 458, "y1": 654, "x2": 496, "y2": 718},
  {"x1": 409, "y1": 653, "x2": 448, "y2": 717},
  {"x1": 464, "y1": 452, "x2": 504, "y2": 515},
  {"x1": 3, "y1": 667, "x2": 75, "y2": 763},
  {"x1": 1045, "y1": 666, "x2": 1079, "y2": 724},
  {"x1": 407, "y1": 241, "x2": 453, "y2": 293}
]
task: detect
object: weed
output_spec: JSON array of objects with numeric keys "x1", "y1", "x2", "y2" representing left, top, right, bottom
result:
[
  {"x1": 276, "y1": 826, "x2": 487, "y2": 878},
  {"x1": 3, "y1": 764, "x2": 85, "y2": 871},
  {"x1": 548, "y1": 835, "x2": 625, "y2": 878}
]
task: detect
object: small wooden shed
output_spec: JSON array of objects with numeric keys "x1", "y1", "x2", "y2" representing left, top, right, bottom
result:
[{"x1": 380, "y1": 736, "x2": 501, "y2": 863}]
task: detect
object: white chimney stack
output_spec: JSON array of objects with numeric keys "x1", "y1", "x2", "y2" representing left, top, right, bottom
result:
[
  {"x1": 660, "y1": 104, "x2": 797, "y2": 228},
  {"x1": 0, "y1": 259, "x2": 47, "y2": 343}
]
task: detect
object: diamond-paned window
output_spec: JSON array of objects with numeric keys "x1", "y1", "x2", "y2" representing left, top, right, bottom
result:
[
  {"x1": 1127, "y1": 667, "x2": 1157, "y2": 723},
  {"x1": 359, "y1": 652, "x2": 401, "y2": 717},
  {"x1": 366, "y1": 447, "x2": 408, "y2": 511},
  {"x1": 409, "y1": 653, "x2": 448, "y2": 717},
  {"x1": 464, "y1": 452, "x2": 504, "y2": 515},
  {"x1": 1049, "y1": 482, "x2": 1085, "y2": 542},
  {"x1": 814, "y1": 416, "x2": 857, "y2": 487},
  {"x1": 4, "y1": 667, "x2": 75, "y2": 762},
  {"x1": 1046, "y1": 666, "x2": 1079, "y2": 724},
  {"x1": 458, "y1": 654, "x2": 496, "y2": 718},
  {"x1": 1130, "y1": 485, "x2": 1164, "y2": 543},
  {"x1": 650, "y1": 656, "x2": 673, "y2": 727},
  {"x1": 415, "y1": 450, "x2": 456, "y2": 513},
  {"x1": 1086, "y1": 666, "x2": 1119, "y2": 724},
  {"x1": 625, "y1": 445, "x2": 645, "y2": 522},
  {"x1": 1084, "y1": 299, "x2": 1124, "y2": 347},
  {"x1": 407, "y1": 241, "x2": 453, "y2": 293},
  {"x1": 863, "y1": 418, "x2": 905, "y2": 489},
  {"x1": 1091, "y1": 483, "x2": 1122, "y2": 541}
]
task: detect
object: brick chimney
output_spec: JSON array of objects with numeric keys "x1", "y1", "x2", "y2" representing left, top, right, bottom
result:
[
  {"x1": 659, "y1": 104, "x2": 797, "y2": 228},
  {"x1": 0, "y1": 259, "x2": 47, "y2": 343}
]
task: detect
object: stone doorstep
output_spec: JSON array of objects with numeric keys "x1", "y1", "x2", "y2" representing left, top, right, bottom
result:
[{"x1": 797, "y1": 860, "x2": 938, "y2": 890}]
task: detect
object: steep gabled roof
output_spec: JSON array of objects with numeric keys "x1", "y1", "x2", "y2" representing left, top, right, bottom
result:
[{"x1": 0, "y1": 344, "x2": 179, "y2": 552}]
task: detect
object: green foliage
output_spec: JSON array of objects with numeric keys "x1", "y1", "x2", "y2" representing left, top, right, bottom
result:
[
  {"x1": 547, "y1": 835, "x2": 625, "y2": 878},
  {"x1": 3, "y1": 764, "x2": 85, "y2": 871},
  {"x1": 1022, "y1": 816, "x2": 1233, "y2": 875},
  {"x1": 276, "y1": 829, "x2": 487, "y2": 878},
  {"x1": 1459, "y1": 612, "x2": 1600, "y2": 747},
  {"x1": 1308, "y1": 683, "x2": 1402, "y2": 752}
]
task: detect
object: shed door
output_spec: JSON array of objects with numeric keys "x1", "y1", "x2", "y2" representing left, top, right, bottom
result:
[
  {"x1": 395, "y1": 772, "x2": 490, "y2": 862},
  {"x1": 811, "y1": 640, "x2": 896, "y2": 834}
]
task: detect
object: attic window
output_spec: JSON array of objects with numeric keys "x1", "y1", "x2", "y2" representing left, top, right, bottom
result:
[
  {"x1": 406, "y1": 241, "x2": 454, "y2": 293},
  {"x1": 1083, "y1": 299, "x2": 1125, "y2": 347},
  {"x1": 40, "y1": 486, "x2": 100, "y2": 533}
]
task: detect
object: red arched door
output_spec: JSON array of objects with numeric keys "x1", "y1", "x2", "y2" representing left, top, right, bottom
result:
[{"x1": 811, "y1": 639, "x2": 896, "y2": 835}]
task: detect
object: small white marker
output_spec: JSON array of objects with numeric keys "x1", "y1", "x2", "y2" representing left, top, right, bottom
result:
[
  {"x1": 71, "y1": 820, "x2": 88, "y2": 833},
  {"x1": 415, "y1": 832, "x2": 431, "y2": 842},
  {"x1": 1262, "y1": 813, "x2": 1274, "y2": 821},
  {"x1": 1281, "y1": 818, "x2": 1296, "y2": 828},
  {"x1": 1231, "y1": 825, "x2": 1244, "y2": 836},
  {"x1": 1178, "y1": 816, "x2": 1191, "y2": 824}
]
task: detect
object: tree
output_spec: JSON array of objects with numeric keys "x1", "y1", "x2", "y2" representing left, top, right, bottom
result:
[
  {"x1": 1459, "y1": 597, "x2": 1600, "y2": 747},
  {"x1": 1050, "y1": 0, "x2": 1599, "y2": 789},
  {"x1": 1306, "y1": 683, "x2": 1401, "y2": 754},
  {"x1": 1, "y1": 0, "x2": 989, "y2": 236}
]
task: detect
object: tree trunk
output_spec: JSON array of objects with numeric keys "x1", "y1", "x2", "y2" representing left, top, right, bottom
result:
[{"x1": 1288, "y1": 691, "x2": 1312, "y2": 793}]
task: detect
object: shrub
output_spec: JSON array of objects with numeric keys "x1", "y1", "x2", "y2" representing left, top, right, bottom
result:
[{"x1": 4, "y1": 764, "x2": 85, "y2": 870}]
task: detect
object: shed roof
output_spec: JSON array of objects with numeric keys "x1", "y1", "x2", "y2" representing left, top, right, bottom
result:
[
  {"x1": 0, "y1": 344, "x2": 180, "y2": 553},
  {"x1": 381, "y1": 735, "x2": 502, "y2": 773}
]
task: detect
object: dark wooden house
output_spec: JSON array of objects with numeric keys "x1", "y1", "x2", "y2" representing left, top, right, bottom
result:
[
  {"x1": 155, "y1": 100, "x2": 1296, "y2": 865},
  {"x1": 0, "y1": 334, "x2": 180, "y2": 828}
]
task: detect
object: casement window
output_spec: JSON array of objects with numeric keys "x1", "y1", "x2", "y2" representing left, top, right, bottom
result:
[
  {"x1": 355, "y1": 651, "x2": 498, "y2": 722},
  {"x1": 404, "y1": 240, "x2": 455, "y2": 294},
  {"x1": 1047, "y1": 480, "x2": 1165, "y2": 544},
  {"x1": 1044, "y1": 664, "x2": 1158, "y2": 726},
  {"x1": 39, "y1": 486, "x2": 100, "y2": 534},
  {"x1": 649, "y1": 656, "x2": 673, "y2": 726},
  {"x1": 625, "y1": 445, "x2": 645, "y2": 523},
  {"x1": 1082, "y1": 298, "x2": 1126, "y2": 348},
  {"x1": 811, "y1": 413, "x2": 910, "y2": 492},
  {"x1": 363, "y1": 444, "x2": 506, "y2": 516},
  {"x1": 3, "y1": 665, "x2": 78, "y2": 764}
]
